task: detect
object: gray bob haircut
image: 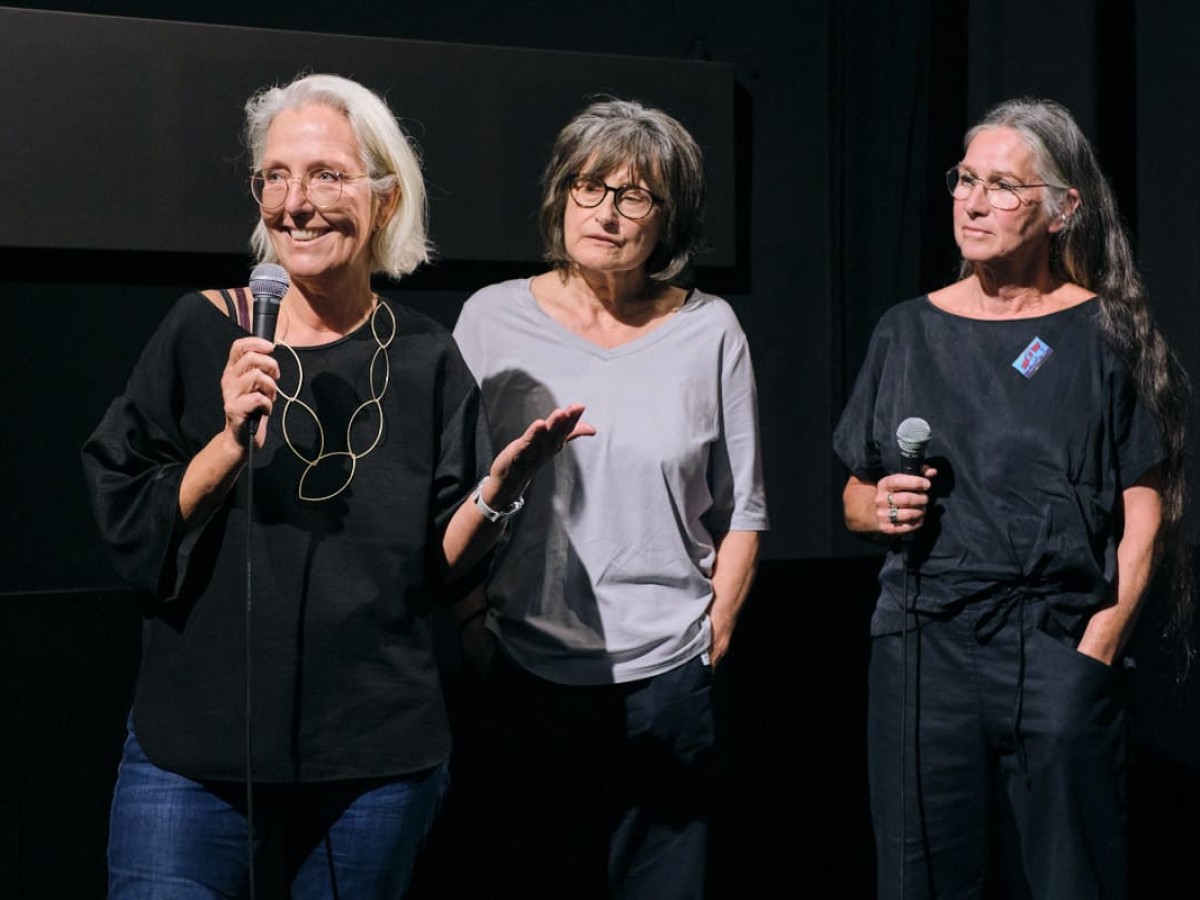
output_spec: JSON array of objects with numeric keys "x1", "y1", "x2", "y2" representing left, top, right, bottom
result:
[
  {"x1": 539, "y1": 98, "x2": 705, "y2": 285},
  {"x1": 244, "y1": 73, "x2": 430, "y2": 279}
]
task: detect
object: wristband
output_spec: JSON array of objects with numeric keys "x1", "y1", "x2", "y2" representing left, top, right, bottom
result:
[{"x1": 473, "y1": 476, "x2": 525, "y2": 523}]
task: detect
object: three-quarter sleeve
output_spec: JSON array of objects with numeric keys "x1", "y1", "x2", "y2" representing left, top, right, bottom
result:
[
  {"x1": 425, "y1": 339, "x2": 494, "y2": 597},
  {"x1": 706, "y1": 327, "x2": 769, "y2": 534},
  {"x1": 81, "y1": 294, "x2": 229, "y2": 599}
]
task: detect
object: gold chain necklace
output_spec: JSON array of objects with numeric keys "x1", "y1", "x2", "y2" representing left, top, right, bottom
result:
[{"x1": 275, "y1": 300, "x2": 396, "y2": 502}]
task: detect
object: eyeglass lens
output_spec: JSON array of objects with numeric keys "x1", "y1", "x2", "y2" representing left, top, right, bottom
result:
[
  {"x1": 252, "y1": 171, "x2": 344, "y2": 210},
  {"x1": 946, "y1": 169, "x2": 1022, "y2": 211},
  {"x1": 571, "y1": 178, "x2": 655, "y2": 218}
]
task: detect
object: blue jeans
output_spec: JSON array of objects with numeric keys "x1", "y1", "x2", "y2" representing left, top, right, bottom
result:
[{"x1": 108, "y1": 727, "x2": 448, "y2": 899}]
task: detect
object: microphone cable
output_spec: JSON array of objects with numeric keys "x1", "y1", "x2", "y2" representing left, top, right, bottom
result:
[
  {"x1": 897, "y1": 542, "x2": 917, "y2": 899},
  {"x1": 240, "y1": 262, "x2": 288, "y2": 900},
  {"x1": 244, "y1": 436, "x2": 258, "y2": 900},
  {"x1": 891, "y1": 416, "x2": 930, "y2": 898}
]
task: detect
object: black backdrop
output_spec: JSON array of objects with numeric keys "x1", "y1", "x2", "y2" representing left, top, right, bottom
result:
[{"x1": 2, "y1": 1, "x2": 1199, "y2": 897}]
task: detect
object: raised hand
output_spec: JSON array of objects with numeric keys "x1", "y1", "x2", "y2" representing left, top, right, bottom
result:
[{"x1": 487, "y1": 403, "x2": 595, "y2": 505}]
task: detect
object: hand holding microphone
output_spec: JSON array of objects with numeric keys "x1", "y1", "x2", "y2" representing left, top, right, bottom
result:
[
  {"x1": 221, "y1": 264, "x2": 289, "y2": 444},
  {"x1": 883, "y1": 417, "x2": 934, "y2": 535},
  {"x1": 246, "y1": 264, "x2": 289, "y2": 437}
]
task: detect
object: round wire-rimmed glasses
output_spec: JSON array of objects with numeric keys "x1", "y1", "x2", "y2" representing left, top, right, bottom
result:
[
  {"x1": 250, "y1": 168, "x2": 370, "y2": 210},
  {"x1": 569, "y1": 176, "x2": 661, "y2": 220},
  {"x1": 944, "y1": 166, "x2": 1061, "y2": 211}
]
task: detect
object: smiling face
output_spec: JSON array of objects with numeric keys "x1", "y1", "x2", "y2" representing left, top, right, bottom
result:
[
  {"x1": 953, "y1": 126, "x2": 1066, "y2": 270},
  {"x1": 563, "y1": 164, "x2": 665, "y2": 279},
  {"x1": 258, "y1": 104, "x2": 388, "y2": 292}
]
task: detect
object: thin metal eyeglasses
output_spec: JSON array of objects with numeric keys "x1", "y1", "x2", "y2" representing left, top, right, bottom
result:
[
  {"x1": 569, "y1": 176, "x2": 661, "y2": 220},
  {"x1": 945, "y1": 167, "x2": 1061, "y2": 211},
  {"x1": 250, "y1": 168, "x2": 371, "y2": 211}
]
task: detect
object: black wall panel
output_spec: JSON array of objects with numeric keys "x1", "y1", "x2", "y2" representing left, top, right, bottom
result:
[{"x1": 1, "y1": 8, "x2": 735, "y2": 263}]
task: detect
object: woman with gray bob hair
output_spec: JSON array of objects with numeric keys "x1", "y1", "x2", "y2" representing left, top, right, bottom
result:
[
  {"x1": 244, "y1": 72, "x2": 430, "y2": 278},
  {"x1": 452, "y1": 97, "x2": 767, "y2": 898},
  {"x1": 538, "y1": 97, "x2": 706, "y2": 285}
]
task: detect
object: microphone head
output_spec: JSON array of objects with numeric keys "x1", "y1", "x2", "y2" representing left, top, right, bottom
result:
[
  {"x1": 249, "y1": 263, "x2": 289, "y2": 302},
  {"x1": 896, "y1": 417, "x2": 932, "y2": 454}
]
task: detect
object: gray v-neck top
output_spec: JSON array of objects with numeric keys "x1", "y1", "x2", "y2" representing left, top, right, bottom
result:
[{"x1": 454, "y1": 278, "x2": 769, "y2": 684}]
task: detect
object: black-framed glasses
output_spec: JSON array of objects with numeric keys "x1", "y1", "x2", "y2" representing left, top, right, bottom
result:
[
  {"x1": 569, "y1": 176, "x2": 661, "y2": 220},
  {"x1": 250, "y1": 168, "x2": 371, "y2": 210},
  {"x1": 945, "y1": 167, "x2": 1060, "y2": 211}
]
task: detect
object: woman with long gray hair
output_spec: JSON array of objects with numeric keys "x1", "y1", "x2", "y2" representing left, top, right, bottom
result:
[{"x1": 834, "y1": 97, "x2": 1190, "y2": 897}]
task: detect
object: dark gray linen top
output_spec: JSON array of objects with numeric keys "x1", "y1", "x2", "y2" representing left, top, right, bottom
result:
[{"x1": 833, "y1": 296, "x2": 1162, "y2": 636}]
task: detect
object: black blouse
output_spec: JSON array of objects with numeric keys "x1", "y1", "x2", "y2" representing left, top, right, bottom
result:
[
  {"x1": 833, "y1": 296, "x2": 1162, "y2": 636},
  {"x1": 82, "y1": 293, "x2": 490, "y2": 782}
]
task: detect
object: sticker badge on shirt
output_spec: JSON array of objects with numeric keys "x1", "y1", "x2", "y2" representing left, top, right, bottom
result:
[{"x1": 1013, "y1": 336, "x2": 1053, "y2": 378}]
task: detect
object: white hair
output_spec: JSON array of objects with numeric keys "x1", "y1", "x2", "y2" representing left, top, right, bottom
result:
[{"x1": 243, "y1": 73, "x2": 430, "y2": 278}]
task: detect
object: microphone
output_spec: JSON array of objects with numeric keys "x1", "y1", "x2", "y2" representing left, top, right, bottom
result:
[
  {"x1": 249, "y1": 262, "x2": 289, "y2": 343},
  {"x1": 896, "y1": 417, "x2": 931, "y2": 475},
  {"x1": 247, "y1": 263, "x2": 289, "y2": 436}
]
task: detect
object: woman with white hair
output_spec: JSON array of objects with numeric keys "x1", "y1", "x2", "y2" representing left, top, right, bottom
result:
[{"x1": 83, "y1": 73, "x2": 589, "y2": 898}]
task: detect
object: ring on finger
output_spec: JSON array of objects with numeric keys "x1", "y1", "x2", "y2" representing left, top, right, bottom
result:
[
  {"x1": 886, "y1": 492, "x2": 894, "y2": 506},
  {"x1": 889, "y1": 506, "x2": 899, "y2": 526}
]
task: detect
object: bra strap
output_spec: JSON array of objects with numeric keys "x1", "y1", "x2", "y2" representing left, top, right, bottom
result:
[{"x1": 218, "y1": 287, "x2": 253, "y2": 331}]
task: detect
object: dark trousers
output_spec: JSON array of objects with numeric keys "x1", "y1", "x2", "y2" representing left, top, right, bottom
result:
[
  {"x1": 467, "y1": 651, "x2": 716, "y2": 900},
  {"x1": 868, "y1": 601, "x2": 1129, "y2": 899}
]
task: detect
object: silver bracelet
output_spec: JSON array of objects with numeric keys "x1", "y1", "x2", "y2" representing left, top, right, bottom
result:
[{"x1": 473, "y1": 475, "x2": 525, "y2": 523}]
